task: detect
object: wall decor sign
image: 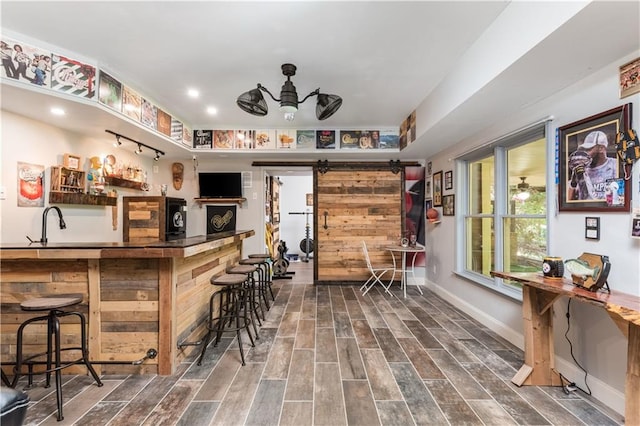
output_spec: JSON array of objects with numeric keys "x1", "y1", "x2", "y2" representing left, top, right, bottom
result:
[
  {"x1": 619, "y1": 57, "x2": 640, "y2": 99},
  {"x1": 156, "y1": 109, "x2": 171, "y2": 136},
  {"x1": 585, "y1": 216, "x2": 600, "y2": 240},
  {"x1": 255, "y1": 130, "x2": 276, "y2": 149},
  {"x1": 140, "y1": 98, "x2": 157, "y2": 130},
  {"x1": 51, "y1": 54, "x2": 96, "y2": 98},
  {"x1": 171, "y1": 118, "x2": 183, "y2": 143},
  {"x1": 98, "y1": 71, "x2": 122, "y2": 111},
  {"x1": 296, "y1": 130, "x2": 316, "y2": 150},
  {"x1": 213, "y1": 130, "x2": 233, "y2": 149},
  {"x1": 558, "y1": 104, "x2": 631, "y2": 212},
  {"x1": 442, "y1": 194, "x2": 455, "y2": 216},
  {"x1": 433, "y1": 171, "x2": 443, "y2": 207},
  {"x1": 1, "y1": 37, "x2": 41, "y2": 84},
  {"x1": 277, "y1": 130, "x2": 296, "y2": 149},
  {"x1": 122, "y1": 86, "x2": 142, "y2": 122},
  {"x1": 236, "y1": 130, "x2": 255, "y2": 149},
  {"x1": 17, "y1": 162, "x2": 44, "y2": 207},
  {"x1": 195, "y1": 129, "x2": 214, "y2": 149},
  {"x1": 316, "y1": 130, "x2": 335, "y2": 149},
  {"x1": 379, "y1": 130, "x2": 399, "y2": 149},
  {"x1": 444, "y1": 170, "x2": 453, "y2": 190}
]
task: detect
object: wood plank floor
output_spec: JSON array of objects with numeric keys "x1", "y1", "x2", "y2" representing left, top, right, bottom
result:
[{"x1": 15, "y1": 260, "x2": 623, "y2": 425}]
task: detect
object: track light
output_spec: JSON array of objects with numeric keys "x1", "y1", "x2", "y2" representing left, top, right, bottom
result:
[
  {"x1": 105, "y1": 130, "x2": 165, "y2": 160},
  {"x1": 237, "y1": 63, "x2": 342, "y2": 121}
]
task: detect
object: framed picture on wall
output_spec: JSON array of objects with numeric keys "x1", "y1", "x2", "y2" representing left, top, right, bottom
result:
[
  {"x1": 425, "y1": 175, "x2": 432, "y2": 200},
  {"x1": 444, "y1": 170, "x2": 453, "y2": 190},
  {"x1": 442, "y1": 194, "x2": 455, "y2": 216},
  {"x1": 558, "y1": 104, "x2": 631, "y2": 212},
  {"x1": 433, "y1": 171, "x2": 443, "y2": 207}
]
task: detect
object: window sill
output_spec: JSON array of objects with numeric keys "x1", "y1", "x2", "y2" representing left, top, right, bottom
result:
[{"x1": 453, "y1": 270, "x2": 523, "y2": 302}]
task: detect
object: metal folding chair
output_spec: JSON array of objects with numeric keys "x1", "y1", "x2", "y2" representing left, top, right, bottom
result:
[{"x1": 360, "y1": 241, "x2": 396, "y2": 296}]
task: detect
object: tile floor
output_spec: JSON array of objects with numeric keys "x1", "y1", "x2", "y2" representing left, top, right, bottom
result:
[{"x1": 14, "y1": 260, "x2": 623, "y2": 425}]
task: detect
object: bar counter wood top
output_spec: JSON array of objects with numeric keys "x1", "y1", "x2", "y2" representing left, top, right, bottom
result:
[
  {"x1": 1, "y1": 230, "x2": 255, "y2": 377},
  {"x1": 0, "y1": 230, "x2": 254, "y2": 259},
  {"x1": 491, "y1": 271, "x2": 639, "y2": 424}
]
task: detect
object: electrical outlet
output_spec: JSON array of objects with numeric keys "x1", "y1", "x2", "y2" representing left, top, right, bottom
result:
[
  {"x1": 0, "y1": 186, "x2": 5, "y2": 200},
  {"x1": 253, "y1": 192, "x2": 257, "y2": 200}
]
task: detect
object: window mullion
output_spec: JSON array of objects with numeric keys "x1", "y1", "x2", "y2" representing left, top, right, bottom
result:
[{"x1": 493, "y1": 147, "x2": 507, "y2": 274}]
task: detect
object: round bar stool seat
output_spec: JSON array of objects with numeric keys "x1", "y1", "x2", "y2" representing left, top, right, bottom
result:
[
  {"x1": 227, "y1": 264, "x2": 263, "y2": 333},
  {"x1": 248, "y1": 254, "x2": 270, "y2": 260},
  {"x1": 12, "y1": 294, "x2": 103, "y2": 421},
  {"x1": 198, "y1": 274, "x2": 255, "y2": 366}
]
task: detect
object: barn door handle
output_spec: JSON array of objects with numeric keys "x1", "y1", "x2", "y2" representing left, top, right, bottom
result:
[{"x1": 323, "y1": 211, "x2": 328, "y2": 229}]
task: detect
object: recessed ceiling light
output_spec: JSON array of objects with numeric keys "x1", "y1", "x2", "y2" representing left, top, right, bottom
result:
[
  {"x1": 50, "y1": 107, "x2": 65, "y2": 116},
  {"x1": 187, "y1": 88, "x2": 199, "y2": 98},
  {"x1": 206, "y1": 106, "x2": 218, "y2": 115}
]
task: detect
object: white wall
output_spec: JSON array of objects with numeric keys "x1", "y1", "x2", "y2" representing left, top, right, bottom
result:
[
  {"x1": 424, "y1": 51, "x2": 640, "y2": 415},
  {"x1": 0, "y1": 113, "x2": 265, "y2": 255}
]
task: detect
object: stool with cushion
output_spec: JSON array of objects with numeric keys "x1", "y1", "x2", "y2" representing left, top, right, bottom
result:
[
  {"x1": 240, "y1": 257, "x2": 274, "y2": 311},
  {"x1": 248, "y1": 254, "x2": 274, "y2": 300},
  {"x1": 199, "y1": 274, "x2": 255, "y2": 366},
  {"x1": 11, "y1": 295, "x2": 102, "y2": 421}
]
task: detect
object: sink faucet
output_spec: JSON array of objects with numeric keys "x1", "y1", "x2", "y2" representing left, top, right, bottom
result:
[{"x1": 40, "y1": 206, "x2": 66, "y2": 243}]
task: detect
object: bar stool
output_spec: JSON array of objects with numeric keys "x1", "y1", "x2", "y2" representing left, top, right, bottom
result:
[
  {"x1": 11, "y1": 294, "x2": 103, "y2": 421},
  {"x1": 198, "y1": 274, "x2": 255, "y2": 366},
  {"x1": 242, "y1": 256, "x2": 275, "y2": 307},
  {"x1": 226, "y1": 264, "x2": 263, "y2": 337}
]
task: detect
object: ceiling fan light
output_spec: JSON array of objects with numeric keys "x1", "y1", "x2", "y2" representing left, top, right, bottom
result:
[
  {"x1": 316, "y1": 93, "x2": 342, "y2": 120},
  {"x1": 236, "y1": 88, "x2": 268, "y2": 116}
]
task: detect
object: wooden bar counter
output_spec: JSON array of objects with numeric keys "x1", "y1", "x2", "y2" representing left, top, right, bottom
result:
[
  {"x1": 491, "y1": 271, "x2": 640, "y2": 425},
  {"x1": 0, "y1": 230, "x2": 254, "y2": 376}
]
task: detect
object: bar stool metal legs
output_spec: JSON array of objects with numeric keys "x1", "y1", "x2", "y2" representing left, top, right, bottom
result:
[
  {"x1": 198, "y1": 274, "x2": 255, "y2": 366},
  {"x1": 12, "y1": 295, "x2": 102, "y2": 421}
]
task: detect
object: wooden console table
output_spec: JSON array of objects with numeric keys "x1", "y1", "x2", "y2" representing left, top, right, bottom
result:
[{"x1": 491, "y1": 271, "x2": 639, "y2": 424}]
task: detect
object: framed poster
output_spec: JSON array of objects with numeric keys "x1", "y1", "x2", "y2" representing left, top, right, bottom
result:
[
  {"x1": 619, "y1": 57, "x2": 640, "y2": 99},
  {"x1": 195, "y1": 130, "x2": 214, "y2": 149},
  {"x1": 122, "y1": 86, "x2": 142, "y2": 122},
  {"x1": 51, "y1": 54, "x2": 96, "y2": 98},
  {"x1": 17, "y1": 162, "x2": 44, "y2": 207},
  {"x1": 444, "y1": 170, "x2": 453, "y2": 190},
  {"x1": 558, "y1": 104, "x2": 631, "y2": 212},
  {"x1": 316, "y1": 130, "x2": 335, "y2": 149},
  {"x1": 296, "y1": 130, "x2": 316, "y2": 150},
  {"x1": 433, "y1": 171, "x2": 443, "y2": 207},
  {"x1": 98, "y1": 71, "x2": 122, "y2": 110},
  {"x1": 443, "y1": 194, "x2": 455, "y2": 216},
  {"x1": 141, "y1": 98, "x2": 157, "y2": 130},
  {"x1": 425, "y1": 175, "x2": 432, "y2": 200}
]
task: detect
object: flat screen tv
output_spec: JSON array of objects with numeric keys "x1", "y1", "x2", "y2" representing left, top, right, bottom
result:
[{"x1": 198, "y1": 172, "x2": 243, "y2": 198}]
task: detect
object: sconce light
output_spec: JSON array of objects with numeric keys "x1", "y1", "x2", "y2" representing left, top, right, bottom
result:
[
  {"x1": 105, "y1": 130, "x2": 165, "y2": 161},
  {"x1": 237, "y1": 63, "x2": 342, "y2": 121}
]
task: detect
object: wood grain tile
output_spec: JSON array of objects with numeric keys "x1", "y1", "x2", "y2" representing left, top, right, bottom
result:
[
  {"x1": 467, "y1": 399, "x2": 518, "y2": 425},
  {"x1": 278, "y1": 312, "x2": 300, "y2": 337},
  {"x1": 40, "y1": 379, "x2": 119, "y2": 425},
  {"x1": 244, "y1": 379, "x2": 286, "y2": 425},
  {"x1": 404, "y1": 320, "x2": 443, "y2": 349},
  {"x1": 343, "y1": 380, "x2": 380, "y2": 426},
  {"x1": 389, "y1": 362, "x2": 448, "y2": 425},
  {"x1": 317, "y1": 305, "x2": 333, "y2": 328},
  {"x1": 375, "y1": 400, "x2": 414, "y2": 425},
  {"x1": 314, "y1": 363, "x2": 347, "y2": 426},
  {"x1": 334, "y1": 311, "x2": 354, "y2": 338},
  {"x1": 337, "y1": 338, "x2": 367, "y2": 380},
  {"x1": 381, "y1": 312, "x2": 413, "y2": 338},
  {"x1": 285, "y1": 349, "x2": 314, "y2": 401},
  {"x1": 195, "y1": 351, "x2": 242, "y2": 401},
  {"x1": 280, "y1": 401, "x2": 313, "y2": 426},
  {"x1": 426, "y1": 349, "x2": 490, "y2": 400},
  {"x1": 176, "y1": 401, "x2": 220, "y2": 426},
  {"x1": 397, "y1": 338, "x2": 445, "y2": 380},
  {"x1": 429, "y1": 328, "x2": 478, "y2": 363},
  {"x1": 295, "y1": 319, "x2": 316, "y2": 349},
  {"x1": 245, "y1": 327, "x2": 278, "y2": 363},
  {"x1": 142, "y1": 380, "x2": 201, "y2": 425},
  {"x1": 263, "y1": 337, "x2": 294, "y2": 379},
  {"x1": 360, "y1": 349, "x2": 403, "y2": 401},
  {"x1": 210, "y1": 363, "x2": 264, "y2": 425},
  {"x1": 74, "y1": 401, "x2": 128, "y2": 426},
  {"x1": 372, "y1": 328, "x2": 408, "y2": 362},
  {"x1": 316, "y1": 327, "x2": 338, "y2": 363},
  {"x1": 351, "y1": 319, "x2": 379, "y2": 349},
  {"x1": 438, "y1": 401, "x2": 484, "y2": 425}
]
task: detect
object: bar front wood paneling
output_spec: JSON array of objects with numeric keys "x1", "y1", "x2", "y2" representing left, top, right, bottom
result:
[{"x1": 0, "y1": 230, "x2": 254, "y2": 376}]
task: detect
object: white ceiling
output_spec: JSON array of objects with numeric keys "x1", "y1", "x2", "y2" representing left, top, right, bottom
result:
[{"x1": 1, "y1": 1, "x2": 639, "y2": 167}]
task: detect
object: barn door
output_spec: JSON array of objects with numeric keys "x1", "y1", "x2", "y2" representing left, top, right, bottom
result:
[{"x1": 314, "y1": 168, "x2": 403, "y2": 283}]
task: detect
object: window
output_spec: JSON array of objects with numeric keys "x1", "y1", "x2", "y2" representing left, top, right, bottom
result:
[{"x1": 457, "y1": 122, "x2": 548, "y2": 298}]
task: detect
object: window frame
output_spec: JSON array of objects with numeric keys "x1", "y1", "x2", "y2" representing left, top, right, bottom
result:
[{"x1": 454, "y1": 121, "x2": 550, "y2": 300}]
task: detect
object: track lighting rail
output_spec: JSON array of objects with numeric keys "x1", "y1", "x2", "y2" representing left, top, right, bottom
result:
[{"x1": 105, "y1": 129, "x2": 165, "y2": 161}]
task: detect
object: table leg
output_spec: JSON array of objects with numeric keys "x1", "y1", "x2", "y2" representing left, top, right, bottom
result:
[
  {"x1": 518, "y1": 285, "x2": 561, "y2": 386},
  {"x1": 410, "y1": 251, "x2": 423, "y2": 295},
  {"x1": 402, "y1": 252, "x2": 407, "y2": 298},
  {"x1": 626, "y1": 322, "x2": 639, "y2": 424}
]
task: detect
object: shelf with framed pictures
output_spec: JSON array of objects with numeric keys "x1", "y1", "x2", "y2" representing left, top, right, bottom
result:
[{"x1": 49, "y1": 166, "x2": 116, "y2": 206}]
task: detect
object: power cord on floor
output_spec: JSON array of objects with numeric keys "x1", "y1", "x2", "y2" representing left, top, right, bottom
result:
[{"x1": 561, "y1": 299, "x2": 592, "y2": 396}]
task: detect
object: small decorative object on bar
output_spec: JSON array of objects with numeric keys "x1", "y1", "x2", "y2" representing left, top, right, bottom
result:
[
  {"x1": 564, "y1": 252, "x2": 611, "y2": 292},
  {"x1": 542, "y1": 256, "x2": 564, "y2": 279},
  {"x1": 236, "y1": 63, "x2": 342, "y2": 121},
  {"x1": 63, "y1": 153, "x2": 81, "y2": 170},
  {"x1": 426, "y1": 207, "x2": 440, "y2": 223},
  {"x1": 558, "y1": 104, "x2": 631, "y2": 212}
]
